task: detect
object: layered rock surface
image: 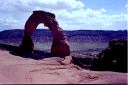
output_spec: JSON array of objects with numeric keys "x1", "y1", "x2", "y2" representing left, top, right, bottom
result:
[{"x1": 0, "y1": 50, "x2": 127, "y2": 84}]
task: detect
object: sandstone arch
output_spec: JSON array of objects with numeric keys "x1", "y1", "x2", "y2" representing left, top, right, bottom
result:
[{"x1": 19, "y1": 10, "x2": 71, "y2": 56}]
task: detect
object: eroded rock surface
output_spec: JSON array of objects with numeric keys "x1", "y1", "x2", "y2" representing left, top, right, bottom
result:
[
  {"x1": 19, "y1": 10, "x2": 70, "y2": 56},
  {"x1": 0, "y1": 50, "x2": 127, "y2": 84}
]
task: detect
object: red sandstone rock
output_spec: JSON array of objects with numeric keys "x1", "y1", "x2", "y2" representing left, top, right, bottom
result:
[
  {"x1": 19, "y1": 10, "x2": 70, "y2": 56},
  {"x1": 0, "y1": 50, "x2": 127, "y2": 84}
]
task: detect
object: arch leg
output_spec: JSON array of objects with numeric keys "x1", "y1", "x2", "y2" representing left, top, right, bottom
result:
[
  {"x1": 51, "y1": 38, "x2": 70, "y2": 56},
  {"x1": 19, "y1": 14, "x2": 38, "y2": 52}
]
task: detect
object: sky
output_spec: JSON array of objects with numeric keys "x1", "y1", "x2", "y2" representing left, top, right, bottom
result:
[{"x1": 0, "y1": 0, "x2": 127, "y2": 31}]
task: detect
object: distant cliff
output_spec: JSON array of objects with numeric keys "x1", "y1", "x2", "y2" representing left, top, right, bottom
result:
[{"x1": 0, "y1": 29, "x2": 127, "y2": 44}]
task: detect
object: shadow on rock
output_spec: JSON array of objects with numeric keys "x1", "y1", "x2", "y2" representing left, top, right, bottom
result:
[
  {"x1": 0, "y1": 43, "x2": 57, "y2": 60},
  {"x1": 10, "y1": 50, "x2": 53, "y2": 60}
]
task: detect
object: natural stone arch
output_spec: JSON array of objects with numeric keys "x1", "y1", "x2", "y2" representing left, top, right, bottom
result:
[{"x1": 19, "y1": 10, "x2": 71, "y2": 56}]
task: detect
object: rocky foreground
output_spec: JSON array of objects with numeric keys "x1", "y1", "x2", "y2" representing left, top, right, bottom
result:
[{"x1": 0, "y1": 50, "x2": 127, "y2": 84}]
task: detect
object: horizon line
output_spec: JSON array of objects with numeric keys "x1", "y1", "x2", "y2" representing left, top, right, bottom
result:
[{"x1": 0, "y1": 28, "x2": 127, "y2": 32}]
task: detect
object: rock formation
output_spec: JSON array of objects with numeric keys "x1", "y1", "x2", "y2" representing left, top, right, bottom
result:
[
  {"x1": 0, "y1": 49, "x2": 127, "y2": 84},
  {"x1": 90, "y1": 40, "x2": 127, "y2": 72},
  {"x1": 19, "y1": 10, "x2": 70, "y2": 57}
]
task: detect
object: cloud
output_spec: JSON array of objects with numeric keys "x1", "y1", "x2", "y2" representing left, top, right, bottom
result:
[
  {"x1": 0, "y1": 0, "x2": 85, "y2": 30},
  {"x1": 125, "y1": 4, "x2": 128, "y2": 8},
  {"x1": 56, "y1": 8, "x2": 127, "y2": 30},
  {"x1": 0, "y1": 0, "x2": 127, "y2": 31},
  {"x1": 0, "y1": 0, "x2": 84, "y2": 12}
]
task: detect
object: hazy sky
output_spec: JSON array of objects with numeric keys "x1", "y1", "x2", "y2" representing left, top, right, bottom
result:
[{"x1": 0, "y1": 0, "x2": 127, "y2": 31}]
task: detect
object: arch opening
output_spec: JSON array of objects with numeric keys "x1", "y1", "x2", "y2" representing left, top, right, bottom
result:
[{"x1": 32, "y1": 23, "x2": 52, "y2": 51}]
